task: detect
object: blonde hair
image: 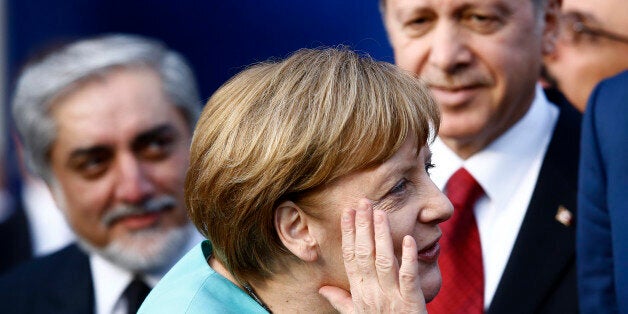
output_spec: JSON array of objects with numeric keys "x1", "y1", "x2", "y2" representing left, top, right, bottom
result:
[{"x1": 186, "y1": 47, "x2": 439, "y2": 284}]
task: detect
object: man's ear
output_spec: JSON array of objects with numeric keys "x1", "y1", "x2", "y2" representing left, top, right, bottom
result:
[
  {"x1": 274, "y1": 201, "x2": 319, "y2": 262},
  {"x1": 542, "y1": 0, "x2": 561, "y2": 55}
]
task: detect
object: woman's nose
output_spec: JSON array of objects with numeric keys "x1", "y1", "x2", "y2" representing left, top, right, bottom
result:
[{"x1": 420, "y1": 180, "x2": 454, "y2": 225}]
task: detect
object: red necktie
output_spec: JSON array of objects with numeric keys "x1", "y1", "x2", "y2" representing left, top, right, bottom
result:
[{"x1": 427, "y1": 167, "x2": 485, "y2": 314}]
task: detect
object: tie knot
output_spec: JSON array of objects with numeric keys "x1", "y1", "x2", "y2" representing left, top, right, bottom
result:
[
  {"x1": 446, "y1": 168, "x2": 484, "y2": 209},
  {"x1": 124, "y1": 276, "x2": 151, "y2": 314}
]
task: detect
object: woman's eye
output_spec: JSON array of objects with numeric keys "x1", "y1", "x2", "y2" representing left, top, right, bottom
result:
[
  {"x1": 372, "y1": 177, "x2": 414, "y2": 212},
  {"x1": 425, "y1": 162, "x2": 435, "y2": 175},
  {"x1": 389, "y1": 178, "x2": 409, "y2": 195}
]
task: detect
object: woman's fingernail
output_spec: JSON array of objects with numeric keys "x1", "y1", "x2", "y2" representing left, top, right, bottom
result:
[
  {"x1": 342, "y1": 210, "x2": 350, "y2": 222},
  {"x1": 404, "y1": 236, "x2": 412, "y2": 248}
]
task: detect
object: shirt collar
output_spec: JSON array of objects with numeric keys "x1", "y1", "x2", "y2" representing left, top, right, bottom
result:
[
  {"x1": 430, "y1": 84, "x2": 559, "y2": 204},
  {"x1": 90, "y1": 253, "x2": 133, "y2": 314},
  {"x1": 89, "y1": 225, "x2": 205, "y2": 314}
]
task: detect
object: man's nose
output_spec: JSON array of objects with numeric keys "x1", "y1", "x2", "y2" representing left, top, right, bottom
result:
[
  {"x1": 427, "y1": 22, "x2": 473, "y2": 74},
  {"x1": 114, "y1": 154, "x2": 155, "y2": 204}
]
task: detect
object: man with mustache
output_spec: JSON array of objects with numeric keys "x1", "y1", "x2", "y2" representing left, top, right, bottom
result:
[
  {"x1": 382, "y1": 0, "x2": 580, "y2": 313},
  {"x1": 0, "y1": 34, "x2": 202, "y2": 314}
]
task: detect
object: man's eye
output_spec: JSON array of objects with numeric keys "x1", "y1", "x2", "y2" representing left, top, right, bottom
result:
[
  {"x1": 463, "y1": 13, "x2": 502, "y2": 33},
  {"x1": 143, "y1": 141, "x2": 167, "y2": 158},
  {"x1": 470, "y1": 14, "x2": 491, "y2": 22},
  {"x1": 410, "y1": 16, "x2": 429, "y2": 25},
  {"x1": 75, "y1": 156, "x2": 109, "y2": 178},
  {"x1": 140, "y1": 136, "x2": 174, "y2": 160},
  {"x1": 575, "y1": 26, "x2": 603, "y2": 44},
  {"x1": 403, "y1": 14, "x2": 435, "y2": 37}
]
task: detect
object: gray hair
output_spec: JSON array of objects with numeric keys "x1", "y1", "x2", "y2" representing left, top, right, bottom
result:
[{"x1": 12, "y1": 34, "x2": 201, "y2": 182}]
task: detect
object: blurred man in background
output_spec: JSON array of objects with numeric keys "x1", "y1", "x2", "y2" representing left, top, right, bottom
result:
[
  {"x1": 382, "y1": 0, "x2": 579, "y2": 313},
  {"x1": 0, "y1": 33, "x2": 202, "y2": 314},
  {"x1": 543, "y1": 0, "x2": 628, "y2": 112},
  {"x1": 578, "y1": 70, "x2": 628, "y2": 314}
]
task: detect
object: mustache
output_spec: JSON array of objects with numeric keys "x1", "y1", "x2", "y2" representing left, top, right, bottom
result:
[
  {"x1": 422, "y1": 71, "x2": 493, "y2": 90},
  {"x1": 101, "y1": 195, "x2": 177, "y2": 227}
]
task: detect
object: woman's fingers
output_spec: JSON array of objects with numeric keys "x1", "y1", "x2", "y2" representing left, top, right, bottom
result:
[
  {"x1": 340, "y1": 205, "x2": 361, "y2": 297},
  {"x1": 353, "y1": 200, "x2": 377, "y2": 285},
  {"x1": 321, "y1": 199, "x2": 426, "y2": 313},
  {"x1": 373, "y1": 209, "x2": 399, "y2": 294},
  {"x1": 323, "y1": 204, "x2": 367, "y2": 313},
  {"x1": 399, "y1": 236, "x2": 425, "y2": 307}
]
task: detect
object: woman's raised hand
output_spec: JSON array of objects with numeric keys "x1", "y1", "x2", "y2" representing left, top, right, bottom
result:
[{"x1": 319, "y1": 199, "x2": 427, "y2": 313}]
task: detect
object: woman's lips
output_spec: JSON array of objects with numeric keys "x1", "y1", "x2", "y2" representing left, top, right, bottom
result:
[{"x1": 417, "y1": 241, "x2": 440, "y2": 263}]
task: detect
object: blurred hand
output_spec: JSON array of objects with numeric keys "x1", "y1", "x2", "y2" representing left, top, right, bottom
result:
[{"x1": 319, "y1": 199, "x2": 427, "y2": 313}]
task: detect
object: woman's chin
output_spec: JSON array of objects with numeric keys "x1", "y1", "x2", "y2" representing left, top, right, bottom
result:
[
  {"x1": 423, "y1": 283, "x2": 441, "y2": 303},
  {"x1": 424, "y1": 285, "x2": 441, "y2": 303},
  {"x1": 420, "y1": 267, "x2": 442, "y2": 302}
]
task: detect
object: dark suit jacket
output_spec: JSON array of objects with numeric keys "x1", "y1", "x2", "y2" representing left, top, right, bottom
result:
[
  {"x1": 0, "y1": 191, "x2": 33, "y2": 274},
  {"x1": 577, "y1": 70, "x2": 628, "y2": 314},
  {"x1": 0, "y1": 244, "x2": 95, "y2": 313},
  {"x1": 486, "y1": 99, "x2": 581, "y2": 314}
]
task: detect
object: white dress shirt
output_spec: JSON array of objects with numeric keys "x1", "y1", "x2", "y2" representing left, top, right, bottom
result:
[
  {"x1": 22, "y1": 178, "x2": 75, "y2": 256},
  {"x1": 90, "y1": 225, "x2": 204, "y2": 314},
  {"x1": 429, "y1": 85, "x2": 559, "y2": 309}
]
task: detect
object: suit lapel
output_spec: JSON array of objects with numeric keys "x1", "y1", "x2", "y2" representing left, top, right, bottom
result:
[
  {"x1": 45, "y1": 245, "x2": 95, "y2": 314},
  {"x1": 487, "y1": 104, "x2": 580, "y2": 314}
]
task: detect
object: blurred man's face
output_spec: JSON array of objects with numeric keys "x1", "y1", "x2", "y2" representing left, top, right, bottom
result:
[
  {"x1": 48, "y1": 67, "x2": 192, "y2": 272},
  {"x1": 544, "y1": 0, "x2": 628, "y2": 112},
  {"x1": 384, "y1": 0, "x2": 556, "y2": 158}
]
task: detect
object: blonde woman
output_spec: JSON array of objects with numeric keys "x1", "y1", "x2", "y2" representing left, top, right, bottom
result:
[{"x1": 140, "y1": 48, "x2": 453, "y2": 313}]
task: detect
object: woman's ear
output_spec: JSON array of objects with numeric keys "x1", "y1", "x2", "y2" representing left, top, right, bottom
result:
[{"x1": 274, "y1": 201, "x2": 319, "y2": 262}]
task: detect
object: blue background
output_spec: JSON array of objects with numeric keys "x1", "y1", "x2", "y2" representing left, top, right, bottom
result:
[{"x1": 7, "y1": 0, "x2": 393, "y2": 101}]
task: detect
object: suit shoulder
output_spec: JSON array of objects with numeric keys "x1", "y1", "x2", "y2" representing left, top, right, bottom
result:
[
  {"x1": 589, "y1": 70, "x2": 628, "y2": 114},
  {"x1": 598, "y1": 70, "x2": 628, "y2": 92},
  {"x1": 0, "y1": 244, "x2": 87, "y2": 290},
  {"x1": 0, "y1": 244, "x2": 93, "y2": 312}
]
